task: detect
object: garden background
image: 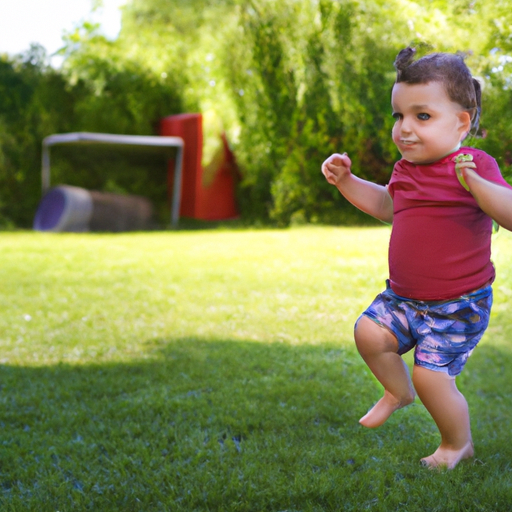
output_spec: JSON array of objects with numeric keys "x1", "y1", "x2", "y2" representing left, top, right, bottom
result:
[
  {"x1": 2, "y1": 1, "x2": 512, "y2": 510},
  {"x1": 2, "y1": 227, "x2": 512, "y2": 511},
  {"x1": 2, "y1": 0, "x2": 512, "y2": 228}
]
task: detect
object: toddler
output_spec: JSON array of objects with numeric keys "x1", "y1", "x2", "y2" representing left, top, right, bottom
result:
[{"x1": 322, "y1": 47, "x2": 512, "y2": 469}]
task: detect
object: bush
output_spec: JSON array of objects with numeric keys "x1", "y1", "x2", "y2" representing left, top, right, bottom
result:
[
  {"x1": 0, "y1": 33, "x2": 184, "y2": 227},
  {"x1": 1, "y1": 1, "x2": 512, "y2": 227},
  {"x1": 0, "y1": 47, "x2": 79, "y2": 227}
]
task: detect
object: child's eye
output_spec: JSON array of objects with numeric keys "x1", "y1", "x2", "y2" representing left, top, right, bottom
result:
[
  {"x1": 417, "y1": 113, "x2": 431, "y2": 120},
  {"x1": 392, "y1": 112, "x2": 402, "y2": 120}
]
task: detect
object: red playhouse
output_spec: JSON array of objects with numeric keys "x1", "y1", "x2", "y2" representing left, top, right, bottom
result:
[{"x1": 160, "y1": 113, "x2": 239, "y2": 221}]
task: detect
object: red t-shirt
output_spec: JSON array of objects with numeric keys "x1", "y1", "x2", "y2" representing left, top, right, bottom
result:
[{"x1": 387, "y1": 147, "x2": 512, "y2": 300}]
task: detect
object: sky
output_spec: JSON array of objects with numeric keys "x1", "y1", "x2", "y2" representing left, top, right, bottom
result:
[{"x1": 0, "y1": 0, "x2": 126, "y2": 66}]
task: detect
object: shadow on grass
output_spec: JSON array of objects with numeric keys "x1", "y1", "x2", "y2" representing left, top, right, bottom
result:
[{"x1": 0, "y1": 338, "x2": 512, "y2": 511}]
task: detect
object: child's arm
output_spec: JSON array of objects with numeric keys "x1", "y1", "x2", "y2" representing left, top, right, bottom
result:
[
  {"x1": 321, "y1": 153, "x2": 393, "y2": 223},
  {"x1": 460, "y1": 164, "x2": 512, "y2": 231}
]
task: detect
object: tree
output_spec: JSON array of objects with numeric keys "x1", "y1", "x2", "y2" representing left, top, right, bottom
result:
[{"x1": 1, "y1": 0, "x2": 511, "y2": 227}]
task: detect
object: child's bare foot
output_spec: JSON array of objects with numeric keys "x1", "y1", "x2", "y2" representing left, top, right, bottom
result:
[
  {"x1": 359, "y1": 390, "x2": 414, "y2": 428},
  {"x1": 420, "y1": 441, "x2": 474, "y2": 470}
]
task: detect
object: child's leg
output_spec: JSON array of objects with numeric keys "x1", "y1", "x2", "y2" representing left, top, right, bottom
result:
[
  {"x1": 355, "y1": 316, "x2": 415, "y2": 428},
  {"x1": 413, "y1": 365, "x2": 474, "y2": 469}
]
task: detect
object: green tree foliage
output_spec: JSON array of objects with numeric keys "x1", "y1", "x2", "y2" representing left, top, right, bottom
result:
[
  {"x1": 0, "y1": 46, "x2": 80, "y2": 227},
  {"x1": 0, "y1": 28, "x2": 184, "y2": 227},
  {"x1": 56, "y1": 25, "x2": 185, "y2": 224},
  {"x1": 115, "y1": 0, "x2": 512, "y2": 225},
  {"x1": 228, "y1": 0, "x2": 404, "y2": 224},
  {"x1": 1, "y1": 0, "x2": 512, "y2": 227}
]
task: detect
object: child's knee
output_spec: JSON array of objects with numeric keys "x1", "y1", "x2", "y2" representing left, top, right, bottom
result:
[{"x1": 354, "y1": 315, "x2": 399, "y2": 355}]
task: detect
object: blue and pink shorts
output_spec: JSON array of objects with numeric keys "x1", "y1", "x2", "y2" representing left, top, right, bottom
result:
[{"x1": 358, "y1": 282, "x2": 493, "y2": 376}]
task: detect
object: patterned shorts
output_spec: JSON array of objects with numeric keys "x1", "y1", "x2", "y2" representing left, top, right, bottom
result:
[{"x1": 358, "y1": 282, "x2": 493, "y2": 376}]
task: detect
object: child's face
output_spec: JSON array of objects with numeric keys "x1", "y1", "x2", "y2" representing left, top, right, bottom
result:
[{"x1": 391, "y1": 81, "x2": 471, "y2": 164}]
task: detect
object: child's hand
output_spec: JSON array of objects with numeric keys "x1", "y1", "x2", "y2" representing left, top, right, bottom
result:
[
  {"x1": 321, "y1": 153, "x2": 352, "y2": 186},
  {"x1": 453, "y1": 154, "x2": 476, "y2": 191}
]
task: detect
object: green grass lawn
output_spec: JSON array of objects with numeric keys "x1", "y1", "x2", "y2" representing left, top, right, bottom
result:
[{"x1": 1, "y1": 226, "x2": 512, "y2": 511}]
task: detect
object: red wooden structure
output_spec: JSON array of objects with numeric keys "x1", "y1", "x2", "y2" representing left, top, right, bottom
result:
[{"x1": 160, "y1": 113, "x2": 239, "y2": 220}]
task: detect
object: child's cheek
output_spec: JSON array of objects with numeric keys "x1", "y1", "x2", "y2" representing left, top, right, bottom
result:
[{"x1": 391, "y1": 125, "x2": 401, "y2": 147}]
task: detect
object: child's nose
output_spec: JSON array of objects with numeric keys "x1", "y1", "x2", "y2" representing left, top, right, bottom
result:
[{"x1": 400, "y1": 118, "x2": 413, "y2": 135}]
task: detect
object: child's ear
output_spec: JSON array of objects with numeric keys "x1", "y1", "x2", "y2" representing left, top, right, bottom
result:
[{"x1": 457, "y1": 111, "x2": 472, "y2": 140}]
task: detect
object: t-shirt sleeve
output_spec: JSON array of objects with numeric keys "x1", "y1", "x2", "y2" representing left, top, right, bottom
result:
[{"x1": 474, "y1": 152, "x2": 512, "y2": 189}]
